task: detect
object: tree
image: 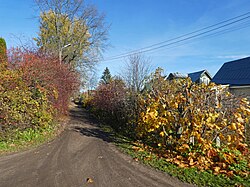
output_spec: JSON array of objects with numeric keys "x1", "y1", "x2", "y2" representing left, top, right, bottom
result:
[
  {"x1": 34, "y1": 10, "x2": 90, "y2": 66},
  {"x1": 86, "y1": 69, "x2": 98, "y2": 90},
  {"x1": 0, "y1": 37, "x2": 7, "y2": 63},
  {"x1": 34, "y1": 0, "x2": 108, "y2": 69},
  {"x1": 122, "y1": 53, "x2": 151, "y2": 93},
  {"x1": 119, "y1": 54, "x2": 151, "y2": 128},
  {"x1": 100, "y1": 67, "x2": 112, "y2": 84}
]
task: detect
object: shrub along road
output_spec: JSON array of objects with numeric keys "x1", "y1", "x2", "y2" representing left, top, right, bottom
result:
[{"x1": 0, "y1": 106, "x2": 194, "y2": 187}]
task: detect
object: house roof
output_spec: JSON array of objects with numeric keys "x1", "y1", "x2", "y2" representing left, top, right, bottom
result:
[
  {"x1": 188, "y1": 70, "x2": 212, "y2": 82},
  {"x1": 212, "y1": 56, "x2": 250, "y2": 86},
  {"x1": 167, "y1": 72, "x2": 187, "y2": 79}
]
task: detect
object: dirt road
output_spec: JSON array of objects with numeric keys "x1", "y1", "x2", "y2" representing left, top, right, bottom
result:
[{"x1": 0, "y1": 106, "x2": 193, "y2": 187}]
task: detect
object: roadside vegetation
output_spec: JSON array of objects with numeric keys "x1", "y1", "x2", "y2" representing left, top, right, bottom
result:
[
  {"x1": 79, "y1": 56, "x2": 250, "y2": 186},
  {"x1": 100, "y1": 124, "x2": 250, "y2": 187},
  {"x1": 0, "y1": 0, "x2": 107, "y2": 153},
  {"x1": 0, "y1": 39, "x2": 79, "y2": 153}
]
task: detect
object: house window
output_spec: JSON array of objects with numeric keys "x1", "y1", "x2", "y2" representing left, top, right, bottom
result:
[
  {"x1": 202, "y1": 77, "x2": 206, "y2": 84},
  {"x1": 202, "y1": 77, "x2": 209, "y2": 85}
]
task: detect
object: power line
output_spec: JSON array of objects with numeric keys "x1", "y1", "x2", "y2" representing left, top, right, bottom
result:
[
  {"x1": 104, "y1": 13, "x2": 250, "y2": 61},
  {"x1": 144, "y1": 20, "x2": 250, "y2": 56},
  {"x1": 136, "y1": 18, "x2": 250, "y2": 56},
  {"x1": 107, "y1": 11, "x2": 250, "y2": 58},
  {"x1": 102, "y1": 11, "x2": 250, "y2": 62}
]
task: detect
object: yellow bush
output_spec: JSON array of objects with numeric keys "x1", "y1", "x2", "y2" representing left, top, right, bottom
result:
[
  {"x1": 137, "y1": 75, "x2": 250, "y2": 176},
  {"x1": 0, "y1": 66, "x2": 54, "y2": 138}
]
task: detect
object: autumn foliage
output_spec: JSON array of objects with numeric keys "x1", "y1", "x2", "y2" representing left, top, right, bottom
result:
[
  {"x1": 0, "y1": 46, "x2": 79, "y2": 140},
  {"x1": 9, "y1": 48, "x2": 80, "y2": 115},
  {"x1": 137, "y1": 72, "x2": 250, "y2": 177},
  {"x1": 91, "y1": 78, "x2": 134, "y2": 132},
  {"x1": 89, "y1": 68, "x2": 250, "y2": 179},
  {"x1": 0, "y1": 57, "x2": 53, "y2": 139}
]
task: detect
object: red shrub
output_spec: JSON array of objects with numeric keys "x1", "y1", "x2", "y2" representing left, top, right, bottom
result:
[{"x1": 8, "y1": 48, "x2": 80, "y2": 115}]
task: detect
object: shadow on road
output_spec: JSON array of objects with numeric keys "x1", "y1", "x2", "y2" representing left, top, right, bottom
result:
[
  {"x1": 68, "y1": 105, "x2": 123, "y2": 144},
  {"x1": 74, "y1": 126, "x2": 112, "y2": 143}
]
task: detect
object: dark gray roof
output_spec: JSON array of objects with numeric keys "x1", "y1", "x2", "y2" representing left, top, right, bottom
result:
[
  {"x1": 188, "y1": 70, "x2": 212, "y2": 82},
  {"x1": 167, "y1": 73, "x2": 187, "y2": 80},
  {"x1": 212, "y1": 56, "x2": 250, "y2": 86}
]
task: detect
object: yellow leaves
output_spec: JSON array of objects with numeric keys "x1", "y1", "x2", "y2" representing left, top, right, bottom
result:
[
  {"x1": 182, "y1": 144, "x2": 190, "y2": 149},
  {"x1": 178, "y1": 162, "x2": 187, "y2": 168},
  {"x1": 148, "y1": 111, "x2": 157, "y2": 118},
  {"x1": 188, "y1": 158, "x2": 195, "y2": 166},
  {"x1": 230, "y1": 123, "x2": 237, "y2": 131},
  {"x1": 206, "y1": 117, "x2": 212, "y2": 123},
  {"x1": 216, "y1": 102, "x2": 222, "y2": 109},
  {"x1": 227, "y1": 135, "x2": 232, "y2": 142},
  {"x1": 237, "y1": 115, "x2": 244, "y2": 122},
  {"x1": 86, "y1": 177, "x2": 94, "y2": 184},
  {"x1": 197, "y1": 156, "x2": 206, "y2": 164},
  {"x1": 53, "y1": 89, "x2": 58, "y2": 100},
  {"x1": 135, "y1": 76, "x2": 250, "y2": 178},
  {"x1": 173, "y1": 159, "x2": 181, "y2": 165},
  {"x1": 178, "y1": 144, "x2": 190, "y2": 153},
  {"x1": 240, "y1": 97, "x2": 249, "y2": 105},
  {"x1": 206, "y1": 113, "x2": 219, "y2": 124},
  {"x1": 36, "y1": 10, "x2": 91, "y2": 66},
  {"x1": 237, "y1": 129, "x2": 244, "y2": 136},
  {"x1": 159, "y1": 131, "x2": 165, "y2": 137},
  {"x1": 132, "y1": 145, "x2": 144, "y2": 152},
  {"x1": 213, "y1": 166, "x2": 221, "y2": 173},
  {"x1": 148, "y1": 128, "x2": 155, "y2": 132}
]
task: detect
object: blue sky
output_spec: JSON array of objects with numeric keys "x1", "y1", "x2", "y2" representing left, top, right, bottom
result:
[{"x1": 1, "y1": 0, "x2": 250, "y2": 78}]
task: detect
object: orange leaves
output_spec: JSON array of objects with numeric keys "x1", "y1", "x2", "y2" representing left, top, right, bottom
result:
[
  {"x1": 178, "y1": 144, "x2": 190, "y2": 153},
  {"x1": 188, "y1": 157, "x2": 196, "y2": 166},
  {"x1": 236, "y1": 143, "x2": 249, "y2": 155},
  {"x1": 207, "y1": 149, "x2": 218, "y2": 158}
]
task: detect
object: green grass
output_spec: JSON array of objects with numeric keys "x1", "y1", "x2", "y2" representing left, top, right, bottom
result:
[
  {"x1": 0, "y1": 124, "x2": 60, "y2": 155},
  {"x1": 100, "y1": 124, "x2": 250, "y2": 187}
]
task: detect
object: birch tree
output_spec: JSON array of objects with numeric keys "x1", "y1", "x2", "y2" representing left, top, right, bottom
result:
[{"x1": 34, "y1": 0, "x2": 108, "y2": 70}]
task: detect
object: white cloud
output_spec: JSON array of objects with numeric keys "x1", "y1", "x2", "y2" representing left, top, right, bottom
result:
[{"x1": 216, "y1": 55, "x2": 249, "y2": 60}]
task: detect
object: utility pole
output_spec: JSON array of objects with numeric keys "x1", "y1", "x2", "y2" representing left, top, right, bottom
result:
[{"x1": 59, "y1": 44, "x2": 71, "y2": 64}]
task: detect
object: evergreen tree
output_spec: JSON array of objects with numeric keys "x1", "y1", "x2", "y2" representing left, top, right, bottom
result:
[
  {"x1": 100, "y1": 67, "x2": 112, "y2": 84},
  {"x1": 0, "y1": 37, "x2": 7, "y2": 63}
]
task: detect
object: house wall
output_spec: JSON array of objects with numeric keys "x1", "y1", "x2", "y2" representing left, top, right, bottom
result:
[
  {"x1": 199, "y1": 74, "x2": 211, "y2": 85},
  {"x1": 229, "y1": 86, "x2": 250, "y2": 100}
]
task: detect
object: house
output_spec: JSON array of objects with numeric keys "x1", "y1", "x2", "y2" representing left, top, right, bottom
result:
[
  {"x1": 212, "y1": 56, "x2": 250, "y2": 99},
  {"x1": 188, "y1": 70, "x2": 212, "y2": 85},
  {"x1": 167, "y1": 72, "x2": 187, "y2": 80}
]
